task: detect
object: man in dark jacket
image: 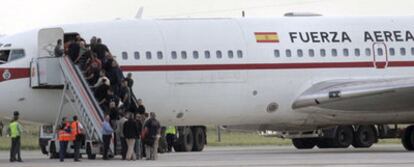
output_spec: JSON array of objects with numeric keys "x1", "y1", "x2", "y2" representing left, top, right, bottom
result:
[
  {"x1": 143, "y1": 112, "x2": 161, "y2": 160},
  {"x1": 92, "y1": 38, "x2": 110, "y2": 62},
  {"x1": 107, "y1": 61, "x2": 123, "y2": 95},
  {"x1": 123, "y1": 115, "x2": 139, "y2": 160},
  {"x1": 120, "y1": 79, "x2": 132, "y2": 112},
  {"x1": 67, "y1": 39, "x2": 80, "y2": 63}
]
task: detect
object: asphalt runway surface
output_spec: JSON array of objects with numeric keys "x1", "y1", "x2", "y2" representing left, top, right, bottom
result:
[{"x1": 0, "y1": 145, "x2": 414, "y2": 167}]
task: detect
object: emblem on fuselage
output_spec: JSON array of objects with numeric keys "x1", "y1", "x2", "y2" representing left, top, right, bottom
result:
[{"x1": 2, "y1": 69, "x2": 11, "y2": 80}]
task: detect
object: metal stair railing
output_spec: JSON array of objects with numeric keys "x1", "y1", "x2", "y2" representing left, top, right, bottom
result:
[{"x1": 59, "y1": 56, "x2": 104, "y2": 144}]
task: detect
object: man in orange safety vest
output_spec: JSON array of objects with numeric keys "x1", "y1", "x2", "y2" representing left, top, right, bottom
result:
[{"x1": 58, "y1": 117, "x2": 72, "y2": 162}]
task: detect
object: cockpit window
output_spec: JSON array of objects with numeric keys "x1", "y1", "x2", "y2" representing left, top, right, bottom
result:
[
  {"x1": 0, "y1": 49, "x2": 25, "y2": 64},
  {"x1": 0, "y1": 50, "x2": 10, "y2": 63},
  {"x1": 9, "y1": 50, "x2": 25, "y2": 61}
]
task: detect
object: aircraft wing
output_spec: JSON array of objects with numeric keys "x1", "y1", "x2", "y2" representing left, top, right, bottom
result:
[{"x1": 292, "y1": 78, "x2": 414, "y2": 112}]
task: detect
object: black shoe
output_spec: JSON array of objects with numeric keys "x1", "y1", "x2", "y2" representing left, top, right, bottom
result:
[
  {"x1": 17, "y1": 159, "x2": 23, "y2": 162},
  {"x1": 9, "y1": 159, "x2": 15, "y2": 162},
  {"x1": 74, "y1": 159, "x2": 81, "y2": 162}
]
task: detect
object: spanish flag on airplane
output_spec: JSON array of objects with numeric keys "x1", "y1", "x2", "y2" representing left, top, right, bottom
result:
[{"x1": 255, "y1": 32, "x2": 279, "y2": 43}]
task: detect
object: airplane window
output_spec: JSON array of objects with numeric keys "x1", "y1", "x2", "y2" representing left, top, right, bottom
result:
[
  {"x1": 134, "y1": 51, "x2": 140, "y2": 60},
  {"x1": 343, "y1": 49, "x2": 349, "y2": 57},
  {"x1": 389, "y1": 48, "x2": 395, "y2": 56},
  {"x1": 228, "y1": 50, "x2": 234, "y2": 59},
  {"x1": 237, "y1": 50, "x2": 243, "y2": 58},
  {"x1": 9, "y1": 49, "x2": 25, "y2": 61},
  {"x1": 308, "y1": 49, "x2": 315, "y2": 57},
  {"x1": 157, "y1": 51, "x2": 163, "y2": 59},
  {"x1": 146, "y1": 51, "x2": 152, "y2": 59},
  {"x1": 411, "y1": 47, "x2": 414, "y2": 55},
  {"x1": 401, "y1": 48, "x2": 406, "y2": 56},
  {"x1": 354, "y1": 49, "x2": 360, "y2": 57},
  {"x1": 171, "y1": 51, "x2": 178, "y2": 59},
  {"x1": 193, "y1": 51, "x2": 199, "y2": 59},
  {"x1": 286, "y1": 49, "x2": 292, "y2": 57},
  {"x1": 297, "y1": 49, "x2": 303, "y2": 57},
  {"x1": 204, "y1": 51, "x2": 211, "y2": 59},
  {"x1": 320, "y1": 49, "x2": 326, "y2": 57},
  {"x1": 377, "y1": 48, "x2": 383, "y2": 56},
  {"x1": 122, "y1": 52, "x2": 128, "y2": 60},
  {"x1": 0, "y1": 50, "x2": 10, "y2": 64},
  {"x1": 274, "y1": 50, "x2": 280, "y2": 58},
  {"x1": 216, "y1": 50, "x2": 222, "y2": 59},
  {"x1": 331, "y1": 49, "x2": 338, "y2": 57},
  {"x1": 181, "y1": 51, "x2": 187, "y2": 59},
  {"x1": 365, "y1": 48, "x2": 371, "y2": 56}
]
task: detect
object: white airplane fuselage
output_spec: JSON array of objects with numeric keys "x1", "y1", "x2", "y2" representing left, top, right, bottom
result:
[{"x1": 1, "y1": 16, "x2": 414, "y2": 131}]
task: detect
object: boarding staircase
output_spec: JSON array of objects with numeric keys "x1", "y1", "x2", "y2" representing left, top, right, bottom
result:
[
  {"x1": 33, "y1": 28, "x2": 142, "y2": 158},
  {"x1": 59, "y1": 56, "x2": 104, "y2": 140},
  {"x1": 32, "y1": 56, "x2": 115, "y2": 158}
]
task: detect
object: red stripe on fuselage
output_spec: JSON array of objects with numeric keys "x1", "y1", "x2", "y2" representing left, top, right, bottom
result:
[
  {"x1": 0, "y1": 68, "x2": 30, "y2": 82},
  {"x1": 2, "y1": 61, "x2": 414, "y2": 83},
  {"x1": 120, "y1": 61, "x2": 377, "y2": 71}
]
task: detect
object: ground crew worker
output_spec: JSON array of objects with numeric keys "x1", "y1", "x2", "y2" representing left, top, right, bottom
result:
[
  {"x1": 58, "y1": 117, "x2": 72, "y2": 162},
  {"x1": 8, "y1": 111, "x2": 23, "y2": 162},
  {"x1": 71, "y1": 115, "x2": 83, "y2": 162},
  {"x1": 165, "y1": 126, "x2": 176, "y2": 152}
]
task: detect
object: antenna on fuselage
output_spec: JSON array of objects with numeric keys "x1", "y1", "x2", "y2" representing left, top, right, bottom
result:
[{"x1": 135, "y1": 7, "x2": 144, "y2": 19}]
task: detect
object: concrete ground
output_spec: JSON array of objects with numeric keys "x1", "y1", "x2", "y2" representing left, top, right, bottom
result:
[{"x1": 0, "y1": 145, "x2": 414, "y2": 167}]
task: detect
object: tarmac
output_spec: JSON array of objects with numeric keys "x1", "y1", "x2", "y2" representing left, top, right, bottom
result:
[{"x1": 0, "y1": 145, "x2": 414, "y2": 167}]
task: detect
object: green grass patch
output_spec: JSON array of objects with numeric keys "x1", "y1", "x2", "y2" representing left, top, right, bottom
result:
[
  {"x1": 206, "y1": 127, "x2": 291, "y2": 146},
  {"x1": 0, "y1": 120, "x2": 40, "y2": 150}
]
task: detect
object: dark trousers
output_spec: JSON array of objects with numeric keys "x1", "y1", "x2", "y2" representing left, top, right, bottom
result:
[
  {"x1": 73, "y1": 139, "x2": 81, "y2": 161},
  {"x1": 59, "y1": 141, "x2": 68, "y2": 161},
  {"x1": 166, "y1": 134, "x2": 176, "y2": 152},
  {"x1": 121, "y1": 137, "x2": 127, "y2": 160},
  {"x1": 103, "y1": 135, "x2": 112, "y2": 159},
  {"x1": 10, "y1": 136, "x2": 21, "y2": 161}
]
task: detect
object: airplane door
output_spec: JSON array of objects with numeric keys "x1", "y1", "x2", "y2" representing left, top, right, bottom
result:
[
  {"x1": 38, "y1": 28, "x2": 64, "y2": 57},
  {"x1": 372, "y1": 42, "x2": 388, "y2": 69}
]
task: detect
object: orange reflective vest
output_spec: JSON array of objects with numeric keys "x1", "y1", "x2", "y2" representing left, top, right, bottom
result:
[
  {"x1": 70, "y1": 121, "x2": 81, "y2": 139},
  {"x1": 58, "y1": 130, "x2": 72, "y2": 141}
]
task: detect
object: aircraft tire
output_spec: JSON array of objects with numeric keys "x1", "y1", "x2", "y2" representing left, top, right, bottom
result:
[
  {"x1": 402, "y1": 125, "x2": 414, "y2": 151},
  {"x1": 174, "y1": 127, "x2": 194, "y2": 152},
  {"x1": 331, "y1": 125, "x2": 354, "y2": 148},
  {"x1": 292, "y1": 138, "x2": 317, "y2": 149},
  {"x1": 352, "y1": 125, "x2": 377, "y2": 148},
  {"x1": 192, "y1": 127, "x2": 206, "y2": 152}
]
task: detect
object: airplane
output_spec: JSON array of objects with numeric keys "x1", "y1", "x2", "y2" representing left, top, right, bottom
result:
[{"x1": 1, "y1": 14, "x2": 414, "y2": 157}]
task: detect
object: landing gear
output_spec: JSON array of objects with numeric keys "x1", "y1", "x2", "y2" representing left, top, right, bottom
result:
[
  {"x1": 352, "y1": 125, "x2": 377, "y2": 148},
  {"x1": 192, "y1": 127, "x2": 206, "y2": 152},
  {"x1": 402, "y1": 125, "x2": 414, "y2": 151},
  {"x1": 174, "y1": 126, "x2": 206, "y2": 152},
  {"x1": 292, "y1": 138, "x2": 317, "y2": 149},
  {"x1": 331, "y1": 125, "x2": 354, "y2": 148},
  {"x1": 292, "y1": 126, "x2": 355, "y2": 149},
  {"x1": 174, "y1": 127, "x2": 194, "y2": 152}
]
